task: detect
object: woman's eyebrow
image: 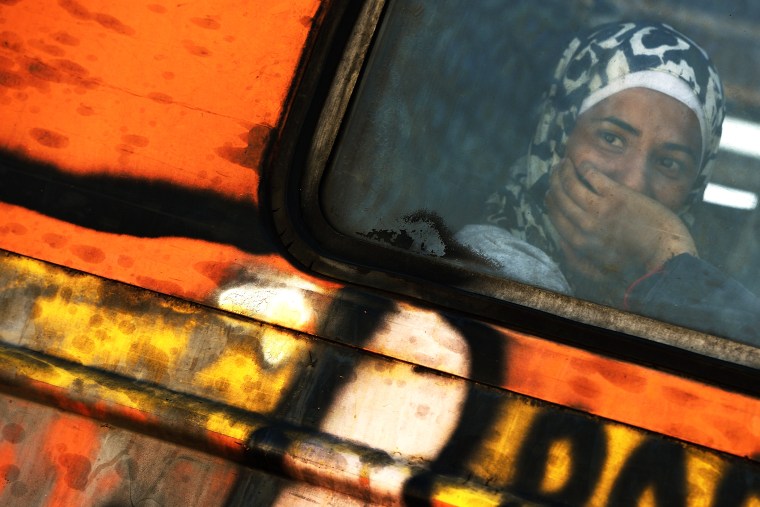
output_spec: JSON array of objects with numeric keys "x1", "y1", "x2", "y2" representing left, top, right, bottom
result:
[
  {"x1": 662, "y1": 142, "x2": 699, "y2": 163},
  {"x1": 593, "y1": 116, "x2": 640, "y2": 135}
]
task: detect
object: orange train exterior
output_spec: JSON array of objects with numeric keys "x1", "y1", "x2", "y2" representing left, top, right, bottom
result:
[{"x1": 0, "y1": 1, "x2": 758, "y2": 506}]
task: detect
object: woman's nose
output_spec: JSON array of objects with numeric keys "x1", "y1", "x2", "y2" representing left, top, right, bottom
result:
[{"x1": 608, "y1": 154, "x2": 649, "y2": 194}]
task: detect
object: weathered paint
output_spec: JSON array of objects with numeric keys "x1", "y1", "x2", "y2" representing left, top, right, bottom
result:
[
  {"x1": 0, "y1": 252, "x2": 311, "y2": 417},
  {"x1": 0, "y1": 0, "x2": 330, "y2": 304},
  {"x1": 2, "y1": 251, "x2": 760, "y2": 505},
  {"x1": 0, "y1": 393, "x2": 286, "y2": 506},
  {"x1": 0, "y1": 0, "x2": 318, "y2": 197},
  {"x1": 2, "y1": 244, "x2": 760, "y2": 464},
  {"x1": 4, "y1": 321, "x2": 760, "y2": 506}
]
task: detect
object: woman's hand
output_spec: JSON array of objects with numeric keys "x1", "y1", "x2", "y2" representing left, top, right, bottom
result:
[{"x1": 545, "y1": 158, "x2": 698, "y2": 284}]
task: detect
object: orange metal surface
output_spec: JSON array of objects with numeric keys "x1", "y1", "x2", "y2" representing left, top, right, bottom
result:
[
  {"x1": 0, "y1": 0, "x2": 324, "y2": 303},
  {"x1": 0, "y1": 203, "x2": 250, "y2": 299},
  {"x1": 502, "y1": 330, "x2": 760, "y2": 460},
  {"x1": 0, "y1": 0, "x2": 317, "y2": 198}
]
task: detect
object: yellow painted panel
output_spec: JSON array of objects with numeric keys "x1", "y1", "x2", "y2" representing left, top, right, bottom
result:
[
  {"x1": 588, "y1": 425, "x2": 645, "y2": 504},
  {"x1": 1, "y1": 254, "x2": 309, "y2": 415},
  {"x1": 194, "y1": 328, "x2": 306, "y2": 415},
  {"x1": 467, "y1": 399, "x2": 540, "y2": 488},
  {"x1": 538, "y1": 438, "x2": 575, "y2": 494},
  {"x1": 430, "y1": 484, "x2": 503, "y2": 507}
]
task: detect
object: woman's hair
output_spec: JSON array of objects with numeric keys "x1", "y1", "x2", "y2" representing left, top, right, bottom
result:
[{"x1": 485, "y1": 21, "x2": 725, "y2": 258}]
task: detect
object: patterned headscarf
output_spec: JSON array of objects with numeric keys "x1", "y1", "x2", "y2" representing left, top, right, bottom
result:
[{"x1": 485, "y1": 21, "x2": 725, "y2": 261}]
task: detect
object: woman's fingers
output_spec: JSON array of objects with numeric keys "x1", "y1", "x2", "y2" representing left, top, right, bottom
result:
[
  {"x1": 549, "y1": 159, "x2": 699, "y2": 284},
  {"x1": 558, "y1": 160, "x2": 606, "y2": 213},
  {"x1": 548, "y1": 159, "x2": 605, "y2": 236},
  {"x1": 546, "y1": 195, "x2": 582, "y2": 247},
  {"x1": 547, "y1": 183, "x2": 604, "y2": 254},
  {"x1": 549, "y1": 159, "x2": 641, "y2": 270},
  {"x1": 574, "y1": 161, "x2": 614, "y2": 196},
  {"x1": 548, "y1": 168, "x2": 585, "y2": 228}
]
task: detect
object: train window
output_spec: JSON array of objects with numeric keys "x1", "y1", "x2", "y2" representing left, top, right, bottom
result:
[{"x1": 294, "y1": 0, "x2": 760, "y2": 366}]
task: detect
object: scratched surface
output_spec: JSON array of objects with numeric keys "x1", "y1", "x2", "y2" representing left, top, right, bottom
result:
[
  {"x1": 1, "y1": 249, "x2": 759, "y2": 468},
  {"x1": 1, "y1": 251, "x2": 760, "y2": 506},
  {"x1": 0, "y1": 392, "x2": 381, "y2": 507},
  {"x1": 0, "y1": 394, "x2": 241, "y2": 506}
]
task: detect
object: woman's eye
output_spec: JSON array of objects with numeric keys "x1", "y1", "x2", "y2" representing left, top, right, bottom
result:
[
  {"x1": 600, "y1": 131, "x2": 623, "y2": 147},
  {"x1": 658, "y1": 157, "x2": 683, "y2": 178}
]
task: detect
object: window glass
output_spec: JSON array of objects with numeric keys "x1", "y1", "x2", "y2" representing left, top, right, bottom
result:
[{"x1": 321, "y1": 0, "x2": 760, "y2": 347}]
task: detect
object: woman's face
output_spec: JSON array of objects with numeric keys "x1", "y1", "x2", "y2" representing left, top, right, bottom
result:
[{"x1": 564, "y1": 87, "x2": 702, "y2": 211}]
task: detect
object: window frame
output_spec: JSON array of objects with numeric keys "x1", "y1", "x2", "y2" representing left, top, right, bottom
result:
[{"x1": 265, "y1": 0, "x2": 760, "y2": 393}]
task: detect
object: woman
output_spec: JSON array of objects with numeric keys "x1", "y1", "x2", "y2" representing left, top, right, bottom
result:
[{"x1": 458, "y1": 21, "x2": 760, "y2": 344}]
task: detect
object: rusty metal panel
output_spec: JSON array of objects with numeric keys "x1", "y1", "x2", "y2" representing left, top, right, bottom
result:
[
  {"x1": 0, "y1": 395, "x2": 239, "y2": 506},
  {"x1": 0, "y1": 0, "x2": 326, "y2": 305},
  {"x1": 1, "y1": 249, "x2": 760, "y2": 467},
  {"x1": 0, "y1": 392, "x2": 381, "y2": 506},
  {"x1": 0, "y1": 0, "x2": 319, "y2": 190},
  {"x1": 1, "y1": 251, "x2": 759, "y2": 505}
]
